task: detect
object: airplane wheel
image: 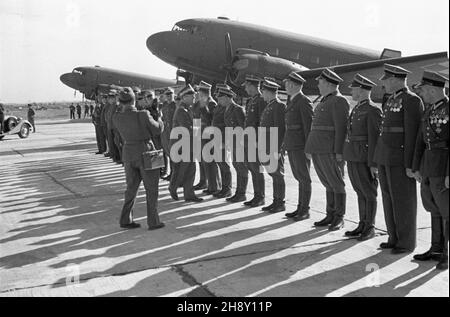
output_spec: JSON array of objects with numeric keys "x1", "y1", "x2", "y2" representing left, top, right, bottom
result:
[{"x1": 18, "y1": 124, "x2": 30, "y2": 139}]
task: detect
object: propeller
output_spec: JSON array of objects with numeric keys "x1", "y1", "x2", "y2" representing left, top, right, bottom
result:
[{"x1": 222, "y1": 33, "x2": 240, "y2": 84}]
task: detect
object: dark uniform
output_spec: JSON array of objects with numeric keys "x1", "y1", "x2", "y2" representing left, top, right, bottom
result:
[
  {"x1": 343, "y1": 74, "x2": 382, "y2": 240},
  {"x1": 243, "y1": 78, "x2": 267, "y2": 207},
  {"x1": 412, "y1": 70, "x2": 449, "y2": 270},
  {"x1": 283, "y1": 72, "x2": 313, "y2": 220},
  {"x1": 27, "y1": 105, "x2": 36, "y2": 132},
  {"x1": 305, "y1": 69, "x2": 349, "y2": 231},
  {"x1": 161, "y1": 92, "x2": 177, "y2": 179},
  {"x1": 84, "y1": 104, "x2": 90, "y2": 118},
  {"x1": 76, "y1": 104, "x2": 82, "y2": 119},
  {"x1": 106, "y1": 91, "x2": 121, "y2": 163},
  {"x1": 69, "y1": 104, "x2": 75, "y2": 120},
  {"x1": 260, "y1": 78, "x2": 286, "y2": 212},
  {"x1": 100, "y1": 98, "x2": 110, "y2": 155},
  {"x1": 112, "y1": 88, "x2": 164, "y2": 230},
  {"x1": 90, "y1": 104, "x2": 94, "y2": 117},
  {"x1": 224, "y1": 97, "x2": 248, "y2": 201},
  {"x1": 93, "y1": 104, "x2": 107, "y2": 154},
  {"x1": 374, "y1": 64, "x2": 424, "y2": 253},
  {"x1": 192, "y1": 84, "x2": 221, "y2": 194},
  {"x1": 0, "y1": 103, "x2": 5, "y2": 134},
  {"x1": 212, "y1": 94, "x2": 232, "y2": 198},
  {"x1": 169, "y1": 85, "x2": 201, "y2": 202}
]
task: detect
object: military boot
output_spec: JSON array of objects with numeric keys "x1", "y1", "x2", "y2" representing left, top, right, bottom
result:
[
  {"x1": 314, "y1": 191, "x2": 335, "y2": 227},
  {"x1": 262, "y1": 201, "x2": 276, "y2": 212},
  {"x1": 415, "y1": 216, "x2": 444, "y2": 261},
  {"x1": 329, "y1": 193, "x2": 346, "y2": 231},
  {"x1": 436, "y1": 220, "x2": 449, "y2": 271},
  {"x1": 345, "y1": 197, "x2": 366, "y2": 237},
  {"x1": 269, "y1": 200, "x2": 286, "y2": 213}
]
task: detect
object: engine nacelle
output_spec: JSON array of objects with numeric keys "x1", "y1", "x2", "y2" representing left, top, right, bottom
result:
[{"x1": 229, "y1": 54, "x2": 309, "y2": 86}]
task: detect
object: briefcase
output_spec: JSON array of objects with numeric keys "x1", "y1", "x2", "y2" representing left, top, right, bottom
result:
[{"x1": 142, "y1": 149, "x2": 165, "y2": 171}]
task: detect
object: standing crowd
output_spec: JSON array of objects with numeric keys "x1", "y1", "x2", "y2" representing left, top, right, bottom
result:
[{"x1": 91, "y1": 65, "x2": 448, "y2": 271}]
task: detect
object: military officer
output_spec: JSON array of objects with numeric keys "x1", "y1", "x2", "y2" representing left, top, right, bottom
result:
[
  {"x1": 343, "y1": 74, "x2": 382, "y2": 241},
  {"x1": 412, "y1": 71, "x2": 449, "y2": 270},
  {"x1": 220, "y1": 86, "x2": 248, "y2": 202},
  {"x1": 27, "y1": 104, "x2": 36, "y2": 133},
  {"x1": 106, "y1": 89, "x2": 121, "y2": 163},
  {"x1": 283, "y1": 72, "x2": 313, "y2": 221},
  {"x1": 169, "y1": 84, "x2": 203, "y2": 203},
  {"x1": 212, "y1": 84, "x2": 233, "y2": 199},
  {"x1": 195, "y1": 81, "x2": 221, "y2": 195},
  {"x1": 76, "y1": 103, "x2": 82, "y2": 119},
  {"x1": 100, "y1": 93, "x2": 111, "y2": 157},
  {"x1": 242, "y1": 75, "x2": 267, "y2": 207},
  {"x1": 93, "y1": 100, "x2": 107, "y2": 154},
  {"x1": 260, "y1": 78, "x2": 287, "y2": 213},
  {"x1": 374, "y1": 64, "x2": 424, "y2": 254},
  {"x1": 305, "y1": 69, "x2": 350, "y2": 231},
  {"x1": 69, "y1": 103, "x2": 76, "y2": 120},
  {"x1": 160, "y1": 88, "x2": 177, "y2": 181},
  {"x1": 112, "y1": 87, "x2": 165, "y2": 231}
]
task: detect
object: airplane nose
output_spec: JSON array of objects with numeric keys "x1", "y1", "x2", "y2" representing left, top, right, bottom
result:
[
  {"x1": 60, "y1": 73, "x2": 78, "y2": 89},
  {"x1": 146, "y1": 31, "x2": 171, "y2": 58}
]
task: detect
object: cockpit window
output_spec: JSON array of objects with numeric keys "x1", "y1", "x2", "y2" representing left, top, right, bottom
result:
[
  {"x1": 73, "y1": 68, "x2": 85, "y2": 75},
  {"x1": 172, "y1": 23, "x2": 201, "y2": 34}
]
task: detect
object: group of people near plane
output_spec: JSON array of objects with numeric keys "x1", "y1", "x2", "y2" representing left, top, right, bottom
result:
[{"x1": 91, "y1": 65, "x2": 449, "y2": 271}]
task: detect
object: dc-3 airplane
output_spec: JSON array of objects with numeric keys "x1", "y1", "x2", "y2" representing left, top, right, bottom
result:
[
  {"x1": 146, "y1": 17, "x2": 449, "y2": 100},
  {"x1": 60, "y1": 66, "x2": 181, "y2": 100}
]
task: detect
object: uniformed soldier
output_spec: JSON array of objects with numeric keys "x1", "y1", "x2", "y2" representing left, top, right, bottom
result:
[
  {"x1": 305, "y1": 69, "x2": 350, "y2": 231},
  {"x1": 220, "y1": 86, "x2": 248, "y2": 202},
  {"x1": 195, "y1": 81, "x2": 221, "y2": 195},
  {"x1": 169, "y1": 95, "x2": 183, "y2": 191},
  {"x1": 0, "y1": 103, "x2": 5, "y2": 135},
  {"x1": 283, "y1": 72, "x2": 313, "y2": 221},
  {"x1": 160, "y1": 88, "x2": 177, "y2": 181},
  {"x1": 343, "y1": 74, "x2": 382, "y2": 241},
  {"x1": 99, "y1": 94, "x2": 111, "y2": 157},
  {"x1": 260, "y1": 78, "x2": 287, "y2": 213},
  {"x1": 112, "y1": 91, "x2": 124, "y2": 165},
  {"x1": 169, "y1": 84, "x2": 203, "y2": 203},
  {"x1": 242, "y1": 75, "x2": 267, "y2": 207},
  {"x1": 76, "y1": 103, "x2": 82, "y2": 119},
  {"x1": 374, "y1": 64, "x2": 424, "y2": 254},
  {"x1": 212, "y1": 84, "x2": 233, "y2": 199},
  {"x1": 412, "y1": 71, "x2": 449, "y2": 271},
  {"x1": 105, "y1": 89, "x2": 121, "y2": 163},
  {"x1": 27, "y1": 104, "x2": 36, "y2": 133},
  {"x1": 112, "y1": 87, "x2": 165, "y2": 231},
  {"x1": 69, "y1": 103, "x2": 76, "y2": 120},
  {"x1": 92, "y1": 99, "x2": 107, "y2": 154},
  {"x1": 89, "y1": 104, "x2": 94, "y2": 117},
  {"x1": 84, "y1": 103, "x2": 90, "y2": 118}
]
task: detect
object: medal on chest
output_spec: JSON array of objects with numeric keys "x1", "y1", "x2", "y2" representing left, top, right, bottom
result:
[{"x1": 387, "y1": 98, "x2": 403, "y2": 113}]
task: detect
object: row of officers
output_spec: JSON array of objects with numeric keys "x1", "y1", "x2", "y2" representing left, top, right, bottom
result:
[{"x1": 92, "y1": 64, "x2": 449, "y2": 271}]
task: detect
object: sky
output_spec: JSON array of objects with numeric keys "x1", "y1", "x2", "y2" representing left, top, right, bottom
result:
[{"x1": 0, "y1": 0, "x2": 448, "y2": 103}]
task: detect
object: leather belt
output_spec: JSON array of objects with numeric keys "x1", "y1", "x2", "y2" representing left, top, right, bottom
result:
[
  {"x1": 426, "y1": 140, "x2": 448, "y2": 150},
  {"x1": 382, "y1": 127, "x2": 404, "y2": 133},
  {"x1": 312, "y1": 126, "x2": 335, "y2": 131},
  {"x1": 348, "y1": 136, "x2": 368, "y2": 142},
  {"x1": 286, "y1": 125, "x2": 301, "y2": 130},
  {"x1": 124, "y1": 139, "x2": 150, "y2": 145}
]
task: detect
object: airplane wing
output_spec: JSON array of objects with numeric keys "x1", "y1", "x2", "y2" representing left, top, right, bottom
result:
[{"x1": 299, "y1": 52, "x2": 449, "y2": 100}]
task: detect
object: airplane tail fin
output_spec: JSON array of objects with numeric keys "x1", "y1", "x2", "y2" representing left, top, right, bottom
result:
[{"x1": 380, "y1": 48, "x2": 402, "y2": 59}]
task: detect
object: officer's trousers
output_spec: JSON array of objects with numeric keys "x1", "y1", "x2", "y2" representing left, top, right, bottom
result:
[
  {"x1": 379, "y1": 165, "x2": 417, "y2": 251},
  {"x1": 94, "y1": 124, "x2": 107, "y2": 153},
  {"x1": 174, "y1": 161, "x2": 196, "y2": 200},
  {"x1": 421, "y1": 177, "x2": 449, "y2": 253},
  {"x1": 348, "y1": 161, "x2": 378, "y2": 228},
  {"x1": 265, "y1": 155, "x2": 285, "y2": 202},
  {"x1": 217, "y1": 148, "x2": 232, "y2": 192},
  {"x1": 120, "y1": 160, "x2": 161, "y2": 227},
  {"x1": 245, "y1": 144, "x2": 265, "y2": 198},
  {"x1": 288, "y1": 150, "x2": 312, "y2": 210},
  {"x1": 232, "y1": 148, "x2": 249, "y2": 195},
  {"x1": 107, "y1": 129, "x2": 120, "y2": 161}
]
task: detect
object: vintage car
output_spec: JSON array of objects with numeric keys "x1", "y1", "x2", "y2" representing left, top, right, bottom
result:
[{"x1": 0, "y1": 115, "x2": 33, "y2": 140}]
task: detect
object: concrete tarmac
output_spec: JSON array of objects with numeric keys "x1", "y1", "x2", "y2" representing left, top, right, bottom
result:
[{"x1": 0, "y1": 120, "x2": 448, "y2": 297}]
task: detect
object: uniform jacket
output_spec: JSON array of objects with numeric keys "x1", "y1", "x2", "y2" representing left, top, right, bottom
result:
[
  {"x1": 100, "y1": 103, "x2": 109, "y2": 127},
  {"x1": 260, "y1": 98, "x2": 286, "y2": 153},
  {"x1": 245, "y1": 94, "x2": 266, "y2": 129},
  {"x1": 412, "y1": 97, "x2": 449, "y2": 177},
  {"x1": 212, "y1": 104, "x2": 227, "y2": 141},
  {"x1": 283, "y1": 92, "x2": 313, "y2": 151},
  {"x1": 92, "y1": 105, "x2": 102, "y2": 126},
  {"x1": 374, "y1": 88, "x2": 424, "y2": 168},
  {"x1": 113, "y1": 108, "x2": 163, "y2": 163},
  {"x1": 171, "y1": 102, "x2": 193, "y2": 153},
  {"x1": 305, "y1": 91, "x2": 350, "y2": 155},
  {"x1": 343, "y1": 99, "x2": 382, "y2": 166},
  {"x1": 161, "y1": 101, "x2": 177, "y2": 134}
]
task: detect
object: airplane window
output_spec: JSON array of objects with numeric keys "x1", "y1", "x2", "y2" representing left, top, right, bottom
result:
[{"x1": 172, "y1": 24, "x2": 200, "y2": 34}]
